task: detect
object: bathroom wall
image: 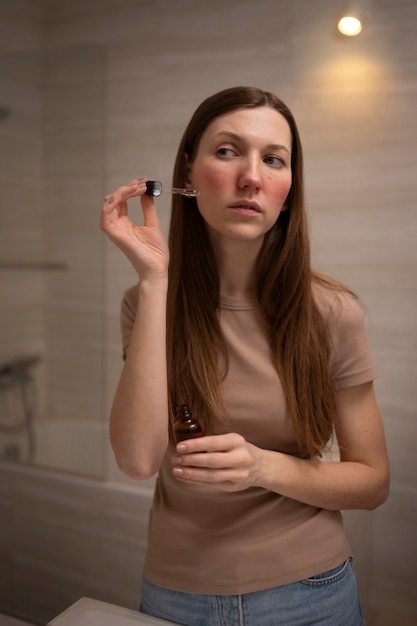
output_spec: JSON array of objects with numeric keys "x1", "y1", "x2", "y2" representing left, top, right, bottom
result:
[
  {"x1": 0, "y1": 1, "x2": 106, "y2": 474},
  {"x1": 1, "y1": 0, "x2": 416, "y2": 624},
  {"x1": 43, "y1": 44, "x2": 105, "y2": 431},
  {"x1": 0, "y1": 1, "x2": 44, "y2": 387}
]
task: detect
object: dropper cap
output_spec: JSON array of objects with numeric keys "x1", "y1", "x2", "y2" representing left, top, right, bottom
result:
[{"x1": 173, "y1": 405, "x2": 204, "y2": 443}]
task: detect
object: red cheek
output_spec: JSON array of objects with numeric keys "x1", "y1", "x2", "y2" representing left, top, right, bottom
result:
[
  {"x1": 200, "y1": 169, "x2": 229, "y2": 191},
  {"x1": 193, "y1": 159, "x2": 232, "y2": 192},
  {"x1": 272, "y1": 178, "x2": 292, "y2": 204}
]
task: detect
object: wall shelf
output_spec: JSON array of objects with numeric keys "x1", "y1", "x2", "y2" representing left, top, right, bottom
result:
[{"x1": 0, "y1": 261, "x2": 68, "y2": 271}]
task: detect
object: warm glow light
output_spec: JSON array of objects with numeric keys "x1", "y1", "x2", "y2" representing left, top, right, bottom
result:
[{"x1": 338, "y1": 16, "x2": 363, "y2": 36}]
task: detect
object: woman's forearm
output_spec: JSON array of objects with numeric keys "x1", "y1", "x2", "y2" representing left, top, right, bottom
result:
[
  {"x1": 256, "y1": 383, "x2": 390, "y2": 511},
  {"x1": 110, "y1": 277, "x2": 169, "y2": 480},
  {"x1": 256, "y1": 449, "x2": 390, "y2": 511}
]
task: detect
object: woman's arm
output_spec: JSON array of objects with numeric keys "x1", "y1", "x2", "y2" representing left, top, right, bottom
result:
[
  {"x1": 256, "y1": 381, "x2": 390, "y2": 510},
  {"x1": 101, "y1": 179, "x2": 170, "y2": 480},
  {"x1": 171, "y1": 381, "x2": 390, "y2": 511},
  {"x1": 110, "y1": 277, "x2": 169, "y2": 480}
]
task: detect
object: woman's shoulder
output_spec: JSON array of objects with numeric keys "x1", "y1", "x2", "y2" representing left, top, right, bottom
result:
[
  {"x1": 312, "y1": 273, "x2": 361, "y2": 325},
  {"x1": 312, "y1": 274, "x2": 376, "y2": 388}
]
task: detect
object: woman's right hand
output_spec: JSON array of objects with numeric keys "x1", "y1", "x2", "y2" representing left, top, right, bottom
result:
[{"x1": 100, "y1": 176, "x2": 169, "y2": 280}]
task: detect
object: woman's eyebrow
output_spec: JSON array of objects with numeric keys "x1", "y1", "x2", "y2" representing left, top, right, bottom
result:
[{"x1": 215, "y1": 131, "x2": 291, "y2": 154}]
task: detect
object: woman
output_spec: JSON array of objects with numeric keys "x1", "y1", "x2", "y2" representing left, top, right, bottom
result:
[{"x1": 101, "y1": 86, "x2": 389, "y2": 625}]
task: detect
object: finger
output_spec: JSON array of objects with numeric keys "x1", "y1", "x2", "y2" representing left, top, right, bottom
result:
[
  {"x1": 117, "y1": 179, "x2": 147, "y2": 211},
  {"x1": 101, "y1": 180, "x2": 145, "y2": 231},
  {"x1": 100, "y1": 196, "x2": 119, "y2": 231},
  {"x1": 140, "y1": 191, "x2": 161, "y2": 228},
  {"x1": 176, "y1": 433, "x2": 243, "y2": 455},
  {"x1": 172, "y1": 465, "x2": 238, "y2": 485},
  {"x1": 172, "y1": 452, "x2": 208, "y2": 469},
  {"x1": 172, "y1": 451, "x2": 230, "y2": 469},
  {"x1": 102, "y1": 177, "x2": 147, "y2": 211},
  {"x1": 102, "y1": 194, "x2": 117, "y2": 215}
]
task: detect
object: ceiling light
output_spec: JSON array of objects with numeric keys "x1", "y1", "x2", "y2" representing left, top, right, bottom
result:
[{"x1": 338, "y1": 15, "x2": 363, "y2": 36}]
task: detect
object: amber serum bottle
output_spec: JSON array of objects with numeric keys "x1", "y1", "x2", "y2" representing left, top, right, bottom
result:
[{"x1": 173, "y1": 405, "x2": 204, "y2": 443}]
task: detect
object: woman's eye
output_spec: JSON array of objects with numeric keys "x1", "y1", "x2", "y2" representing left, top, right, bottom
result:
[
  {"x1": 216, "y1": 147, "x2": 236, "y2": 158},
  {"x1": 264, "y1": 155, "x2": 285, "y2": 167}
]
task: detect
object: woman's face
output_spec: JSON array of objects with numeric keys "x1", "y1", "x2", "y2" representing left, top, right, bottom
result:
[{"x1": 187, "y1": 106, "x2": 292, "y2": 249}]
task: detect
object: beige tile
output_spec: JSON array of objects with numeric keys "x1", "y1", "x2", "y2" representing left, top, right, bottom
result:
[
  {"x1": 370, "y1": 491, "x2": 417, "y2": 615},
  {"x1": 0, "y1": 0, "x2": 44, "y2": 53}
]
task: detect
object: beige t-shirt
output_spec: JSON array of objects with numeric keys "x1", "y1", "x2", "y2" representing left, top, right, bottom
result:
[{"x1": 121, "y1": 282, "x2": 377, "y2": 595}]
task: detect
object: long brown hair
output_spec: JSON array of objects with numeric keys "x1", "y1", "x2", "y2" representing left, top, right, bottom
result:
[{"x1": 167, "y1": 86, "x2": 346, "y2": 457}]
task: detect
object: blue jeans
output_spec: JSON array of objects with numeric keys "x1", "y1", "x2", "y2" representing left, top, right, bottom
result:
[{"x1": 140, "y1": 557, "x2": 366, "y2": 625}]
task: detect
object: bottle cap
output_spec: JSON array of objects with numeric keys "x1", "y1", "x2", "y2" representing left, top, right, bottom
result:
[{"x1": 145, "y1": 180, "x2": 163, "y2": 197}]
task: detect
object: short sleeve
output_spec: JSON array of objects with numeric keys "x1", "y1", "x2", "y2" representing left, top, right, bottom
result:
[
  {"x1": 120, "y1": 283, "x2": 139, "y2": 359},
  {"x1": 323, "y1": 290, "x2": 377, "y2": 390}
]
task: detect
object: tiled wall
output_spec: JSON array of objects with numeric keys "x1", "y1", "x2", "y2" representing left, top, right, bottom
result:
[
  {"x1": 0, "y1": 5, "x2": 104, "y2": 433},
  {"x1": 0, "y1": 0, "x2": 416, "y2": 623},
  {"x1": 43, "y1": 44, "x2": 105, "y2": 425},
  {"x1": 0, "y1": 3, "x2": 44, "y2": 401}
]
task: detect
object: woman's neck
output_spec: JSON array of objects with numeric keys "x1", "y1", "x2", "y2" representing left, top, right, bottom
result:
[{"x1": 211, "y1": 237, "x2": 261, "y2": 301}]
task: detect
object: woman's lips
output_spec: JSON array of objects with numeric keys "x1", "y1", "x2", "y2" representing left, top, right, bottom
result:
[{"x1": 228, "y1": 201, "x2": 262, "y2": 214}]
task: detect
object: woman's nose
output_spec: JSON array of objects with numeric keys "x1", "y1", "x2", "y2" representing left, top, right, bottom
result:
[{"x1": 238, "y1": 157, "x2": 262, "y2": 191}]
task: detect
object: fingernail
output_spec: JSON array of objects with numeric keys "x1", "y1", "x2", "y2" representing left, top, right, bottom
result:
[
  {"x1": 127, "y1": 177, "x2": 146, "y2": 186},
  {"x1": 172, "y1": 467, "x2": 184, "y2": 477},
  {"x1": 177, "y1": 444, "x2": 187, "y2": 453},
  {"x1": 105, "y1": 195, "x2": 114, "y2": 203}
]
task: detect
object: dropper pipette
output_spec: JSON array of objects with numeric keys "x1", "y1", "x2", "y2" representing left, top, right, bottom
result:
[{"x1": 146, "y1": 180, "x2": 199, "y2": 198}]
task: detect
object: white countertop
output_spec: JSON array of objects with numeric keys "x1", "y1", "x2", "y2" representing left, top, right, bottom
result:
[{"x1": 48, "y1": 597, "x2": 177, "y2": 626}]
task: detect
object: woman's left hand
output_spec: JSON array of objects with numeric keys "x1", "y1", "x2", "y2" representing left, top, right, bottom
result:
[{"x1": 171, "y1": 433, "x2": 263, "y2": 492}]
